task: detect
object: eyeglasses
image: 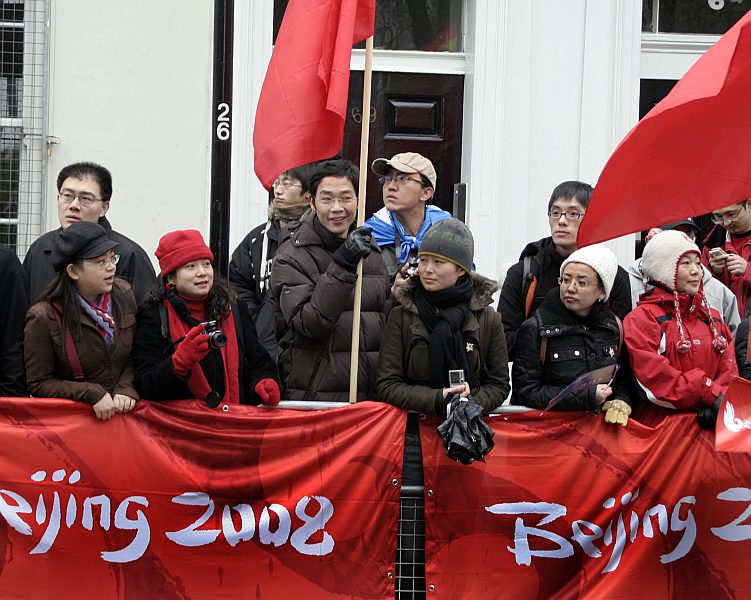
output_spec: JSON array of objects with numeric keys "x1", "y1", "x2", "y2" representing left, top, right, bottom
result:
[
  {"x1": 273, "y1": 179, "x2": 302, "y2": 191},
  {"x1": 88, "y1": 254, "x2": 120, "y2": 270},
  {"x1": 58, "y1": 192, "x2": 104, "y2": 207},
  {"x1": 548, "y1": 210, "x2": 585, "y2": 222},
  {"x1": 378, "y1": 175, "x2": 424, "y2": 186},
  {"x1": 711, "y1": 203, "x2": 747, "y2": 225},
  {"x1": 558, "y1": 276, "x2": 596, "y2": 289}
]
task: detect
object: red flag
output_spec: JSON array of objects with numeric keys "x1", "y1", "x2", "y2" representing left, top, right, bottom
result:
[
  {"x1": 715, "y1": 377, "x2": 751, "y2": 452},
  {"x1": 253, "y1": 0, "x2": 376, "y2": 189},
  {"x1": 578, "y1": 10, "x2": 751, "y2": 247}
]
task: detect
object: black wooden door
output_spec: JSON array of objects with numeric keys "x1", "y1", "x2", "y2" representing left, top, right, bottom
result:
[{"x1": 342, "y1": 72, "x2": 464, "y2": 219}]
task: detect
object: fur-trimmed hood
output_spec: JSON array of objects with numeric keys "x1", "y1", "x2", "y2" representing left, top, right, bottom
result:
[{"x1": 395, "y1": 271, "x2": 500, "y2": 313}]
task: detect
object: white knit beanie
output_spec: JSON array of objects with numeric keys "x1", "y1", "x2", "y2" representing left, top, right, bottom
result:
[
  {"x1": 641, "y1": 229, "x2": 699, "y2": 292},
  {"x1": 560, "y1": 244, "x2": 619, "y2": 300}
]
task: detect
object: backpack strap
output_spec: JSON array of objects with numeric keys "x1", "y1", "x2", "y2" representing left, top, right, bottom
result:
[
  {"x1": 158, "y1": 303, "x2": 170, "y2": 341},
  {"x1": 614, "y1": 315, "x2": 624, "y2": 356},
  {"x1": 522, "y1": 256, "x2": 537, "y2": 319},
  {"x1": 51, "y1": 303, "x2": 85, "y2": 382}
]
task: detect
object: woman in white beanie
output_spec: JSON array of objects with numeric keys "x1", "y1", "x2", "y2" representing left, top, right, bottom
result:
[
  {"x1": 511, "y1": 244, "x2": 632, "y2": 425},
  {"x1": 625, "y1": 229, "x2": 737, "y2": 428}
]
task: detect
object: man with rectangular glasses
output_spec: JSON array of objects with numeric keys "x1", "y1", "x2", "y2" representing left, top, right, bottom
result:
[
  {"x1": 497, "y1": 180, "x2": 631, "y2": 359},
  {"x1": 23, "y1": 162, "x2": 156, "y2": 303},
  {"x1": 365, "y1": 152, "x2": 451, "y2": 281},
  {"x1": 703, "y1": 199, "x2": 751, "y2": 317}
]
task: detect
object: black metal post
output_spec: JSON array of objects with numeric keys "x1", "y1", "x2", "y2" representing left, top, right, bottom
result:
[{"x1": 209, "y1": 0, "x2": 234, "y2": 277}]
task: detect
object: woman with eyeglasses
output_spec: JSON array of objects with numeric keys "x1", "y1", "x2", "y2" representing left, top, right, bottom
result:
[
  {"x1": 703, "y1": 199, "x2": 751, "y2": 318},
  {"x1": 510, "y1": 244, "x2": 632, "y2": 425},
  {"x1": 133, "y1": 230, "x2": 279, "y2": 408},
  {"x1": 24, "y1": 221, "x2": 139, "y2": 420}
]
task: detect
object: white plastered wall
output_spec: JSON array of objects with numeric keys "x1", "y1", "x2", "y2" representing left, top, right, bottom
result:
[
  {"x1": 46, "y1": 0, "x2": 215, "y2": 268},
  {"x1": 232, "y1": 2, "x2": 644, "y2": 285},
  {"x1": 462, "y1": 0, "x2": 643, "y2": 289}
]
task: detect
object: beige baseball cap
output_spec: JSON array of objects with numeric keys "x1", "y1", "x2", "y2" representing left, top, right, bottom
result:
[{"x1": 371, "y1": 152, "x2": 436, "y2": 188}]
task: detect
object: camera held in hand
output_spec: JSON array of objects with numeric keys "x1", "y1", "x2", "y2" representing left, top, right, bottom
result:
[
  {"x1": 402, "y1": 258, "x2": 419, "y2": 279},
  {"x1": 202, "y1": 320, "x2": 227, "y2": 349}
]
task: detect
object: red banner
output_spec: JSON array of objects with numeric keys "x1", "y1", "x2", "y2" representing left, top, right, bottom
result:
[
  {"x1": 716, "y1": 378, "x2": 751, "y2": 453},
  {"x1": 0, "y1": 398, "x2": 405, "y2": 599},
  {"x1": 421, "y1": 411, "x2": 751, "y2": 599}
]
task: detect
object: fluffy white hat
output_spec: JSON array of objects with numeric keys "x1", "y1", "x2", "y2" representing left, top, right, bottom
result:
[
  {"x1": 560, "y1": 244, "x2": 619, "y2": 300},
  {"x1": 641, "y1": 229, "x2": 700, "y2": 292}
]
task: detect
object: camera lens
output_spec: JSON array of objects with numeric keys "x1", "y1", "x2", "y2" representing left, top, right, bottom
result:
[{"x1": 207, "y1": 330, "x2": 227, "y2": 349}]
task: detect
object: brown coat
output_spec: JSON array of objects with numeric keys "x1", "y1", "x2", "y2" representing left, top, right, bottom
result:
[
  {"x1": 376, "y1": 272, "x2": 510, "y2": 414},
  {"x1": 24, "y1": 280, "x2": 139, "y2": 404},
  {"x1": 270, "y1": 213, "x2": 391, "y2": 402}
]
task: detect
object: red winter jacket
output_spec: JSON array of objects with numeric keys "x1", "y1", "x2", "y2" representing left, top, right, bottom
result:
[
  {"x1": 701, "y1": 225, "x2": 751, "y2": 317},
  {"x1": 624, "y1": 286, "x2": 738, "y2": 427}
]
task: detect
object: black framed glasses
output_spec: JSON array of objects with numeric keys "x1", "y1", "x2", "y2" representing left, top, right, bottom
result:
[{"x1": 548, "y1": 210, "x2": 585, "y2": 221}]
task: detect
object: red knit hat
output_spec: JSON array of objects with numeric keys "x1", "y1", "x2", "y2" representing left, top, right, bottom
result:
[{"x1": 155, "y1": 229, "x2": 214, "y2": 276}]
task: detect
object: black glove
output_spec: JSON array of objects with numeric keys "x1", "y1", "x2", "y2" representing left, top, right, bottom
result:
[
  {"x1": 697, "y1": 395, "x2": 723, "y2": 430},
  {"x1": 333, "y1": 226, "x2": 373, "y2": 272}
]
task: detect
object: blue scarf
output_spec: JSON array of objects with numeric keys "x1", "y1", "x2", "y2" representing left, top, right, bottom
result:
[
  {"x1": 365, "y1": 205, "x2": 452, "y2": 264},
  {"x1": 78, "y1": 293, "x2": 116, "y2": 347}
]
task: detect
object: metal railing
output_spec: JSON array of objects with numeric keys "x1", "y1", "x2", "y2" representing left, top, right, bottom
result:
[{"x1": 268, "y1": 401, "x2": 528, "y2": 599}]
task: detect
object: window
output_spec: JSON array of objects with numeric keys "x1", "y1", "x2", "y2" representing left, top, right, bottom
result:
[
  {"x1": 273, "y1": 0, "x2": 464, "y2": 52},
  {"x1": 0, "y1": 0, "x2": 47, "y2": 256},
  {"x1": 642, "y1": 0, "x2": 749, "y2": 34}
]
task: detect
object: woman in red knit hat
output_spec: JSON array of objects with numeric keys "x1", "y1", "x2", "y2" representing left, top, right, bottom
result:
[{"x1": 132, "y1": 229, "x2": 279, "y2": 407}]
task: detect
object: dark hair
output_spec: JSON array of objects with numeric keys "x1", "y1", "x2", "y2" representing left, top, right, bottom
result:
[
  {"x1": 57, "y1": 162, "x2": 113, "y2": 202},
  {"x1": 140, "y1": 275, "x2": 237, "y2": 324},
  {"x1": 547, "y1": 181, "x2": 594, "y2": 212},
  {"x1": 282, "y1": 161, "x2": 318, "y2": 195},
  {"x1": 41, "y1": 267, "x2": 127, "y2": 339},
  {"x1": 309, "y1": 159, "x2": 359, "y2": 198}
]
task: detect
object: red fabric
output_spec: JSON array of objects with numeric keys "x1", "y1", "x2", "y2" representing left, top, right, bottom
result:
[
  {"x1": 624, "y1": 288, "x2": 737, "y2": 426},
  {"x1": 701, "y1": 228, "x2": 751, "y2": 316},
  {"x1": 255, "y1": 378, "x2": 281, "y2": 406},
  {"x1": 420, "y1": 410, "x2": 751, "y2": 599},
  {"x1": 155, "y1": 229, "x2": 213, "y2": 276},
  {"x1": 716, "y1": 377, "x2": 751, "y2": 452},
  {"x1": 166, "y1": 299, "x2": 241, "y2": 404},
  {"x1": 253, "y1": 0, "x2": 376, "y2": 188},
  {"x1": 0, "y1": 398, "x2": 404, "y2": 598},
  {"x1": 577, "y1": 11, "x2": 751, "y2": 247}
]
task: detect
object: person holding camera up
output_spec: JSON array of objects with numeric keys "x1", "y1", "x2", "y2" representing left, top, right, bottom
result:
[
  {"x1": 133, "y1": 229, "x2": 279, "y2": 407},
  {"x1": 24, "y1": 221, "x2": 139, "y2": 420}
]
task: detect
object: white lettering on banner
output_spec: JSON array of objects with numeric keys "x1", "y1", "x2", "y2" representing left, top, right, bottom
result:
[
  {"x1": 0, "y1": 469, "x2": 150, "y2": 562},
  {"x1": 0, "y1": 470, "x2": 335, "y2": 563},
  {"x1": 486, "y1": 489, "x2": 703, "y2": 573}
]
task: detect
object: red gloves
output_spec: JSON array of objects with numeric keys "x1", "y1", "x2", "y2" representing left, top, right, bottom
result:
[
  {"x1": 255, "y1": 378, "x2": 281, "y2": 406},
  {"x1": 172, "y1": 324, "x2": 211, "y2": 376}
]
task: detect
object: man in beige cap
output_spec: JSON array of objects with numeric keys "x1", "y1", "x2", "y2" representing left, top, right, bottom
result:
[{"x1": 365, "y1": 152, "x2": 452, "y2": 280}]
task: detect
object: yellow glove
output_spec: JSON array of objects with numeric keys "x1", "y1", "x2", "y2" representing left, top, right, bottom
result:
[{"x1": 602, "y1": 399, "x2": 631, "y2": 427}]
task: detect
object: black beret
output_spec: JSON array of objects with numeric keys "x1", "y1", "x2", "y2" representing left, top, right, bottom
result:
[{"x1": 51, "y1": 221, "x2": 119, "y2": 272}]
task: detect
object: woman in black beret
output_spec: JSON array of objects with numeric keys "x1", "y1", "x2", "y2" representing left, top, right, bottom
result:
[{"x1": 24, "y1": 221, "x2": 139, "y2": 420}]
